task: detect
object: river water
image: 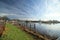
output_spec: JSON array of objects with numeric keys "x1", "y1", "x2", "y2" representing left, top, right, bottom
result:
[{"x1": 19, "y1": 22, "x2": 60, "y2": 40}]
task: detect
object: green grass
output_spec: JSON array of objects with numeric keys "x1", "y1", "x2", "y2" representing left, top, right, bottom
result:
[{"x1": 0, "y1": 23, "x2": 34, "y2": 40}]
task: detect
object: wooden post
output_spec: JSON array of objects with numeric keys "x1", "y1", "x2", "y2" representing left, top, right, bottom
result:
[
  {"x1": 22, "y1": 24, "x2": 23, "y2": 26},
  {"x1": 34, "y1": 24, "x2": 36, "y2": 33},
  {"x1": 25, "y1": 21, "x2": 28, "y2": 28},
  {"x1": 26, "y1": 21, "x2": 27, "y2": 27},
  {"x1": 30, "y1": 23, "x2": 31, "y2": 31},
  {"x1": 23, "y1": 23, "x2": 24, "y2": 26},
  {"x1": 21, "y1": 23, "x2": 22, "y2": 26},
  {"x1": 23, "y1": 23, "x2": 25, "y2": 30},
  {"x1": 24, "y1": 22, "x2": 26, "y2": 28}
]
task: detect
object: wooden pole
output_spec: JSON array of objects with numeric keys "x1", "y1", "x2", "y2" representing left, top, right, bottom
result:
[
  {"x1": 30, "y1": 23, "x2": 31, "y2": 31},
  {"x1": 34, "y1": 24, "x2": 36, "y2": 33}
]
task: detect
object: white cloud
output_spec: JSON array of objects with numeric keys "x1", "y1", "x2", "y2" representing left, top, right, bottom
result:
[
  {"x1": 0, "y1": 13, "x2": 13, "y2": 16},
  {"x1": 51, "y1": 0, "x2": 59, "y2": 3},
  {"x1": 0, "y1": 13, "x2": 20, "y2": 17},
  {"x1": 41, "y1": 0, "x2": 60, "y2": 20},
  {"x1": 41, "y1": 12, "x2": 60, "y2": 21},
  {"x1": 44, "y1": 12, "x2": 60, "y2": 17},
  {"x1": 19, "y1": 18, "x2": 39, "y2": 21}
]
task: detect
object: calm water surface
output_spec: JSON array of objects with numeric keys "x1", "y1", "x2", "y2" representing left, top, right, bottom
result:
[
  {"x1": 27, "y1": 23, "x2": 60, "y2": 38},
  {"x1": 19, "y1": 22, "x2": 60, "y2": 39}
]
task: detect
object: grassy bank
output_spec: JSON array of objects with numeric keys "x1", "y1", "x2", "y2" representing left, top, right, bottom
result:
[{"x1": 0, "y1": 23, "x2": 34, "y2": 40}]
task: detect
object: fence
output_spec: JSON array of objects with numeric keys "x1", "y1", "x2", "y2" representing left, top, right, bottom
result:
[{"x1": 18, "y1": 21, "x2": 50, "y2": 40}]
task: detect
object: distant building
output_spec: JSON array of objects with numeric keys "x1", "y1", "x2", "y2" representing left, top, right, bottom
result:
[{"x1": 10, "y1": 19, "x2": 19, "y2": 26}]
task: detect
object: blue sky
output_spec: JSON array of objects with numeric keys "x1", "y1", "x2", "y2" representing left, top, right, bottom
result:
[{"x1": 0, "y1": 0, "x2": 60, "y2": 20}]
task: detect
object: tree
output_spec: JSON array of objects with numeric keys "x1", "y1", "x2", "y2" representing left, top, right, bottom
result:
[{"x1": 1, "y1": 16, "x2": 10, "y2": 21}]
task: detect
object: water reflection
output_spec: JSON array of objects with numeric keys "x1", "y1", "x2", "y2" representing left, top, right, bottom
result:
[
  {"x1": 34, "y1": 23, "x2": 60, "y2": 38},
  {"x1": 19, "y1": 22, "x2": 60, "y2": 39}
]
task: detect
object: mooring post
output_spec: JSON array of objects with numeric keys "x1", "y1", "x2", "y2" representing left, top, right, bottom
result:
[
  {"x1": 25, "y1": 23, "x2": 26, "y2": 26},
  {"x1": 21, "y1": 23, "x2": 22, "y2": 26},
  {"x1": 24, "y1": 23, "x2": 25, "y2": 27},
  {"x1": 24, "y1": 21, "x2": 27, "y2": 29},
  {"x1": 23, "y1": 23, "x2": 25, "y2": 29},
  {"x1": 34, "y1": 24, "x2": 36, "y2": 33},
  {"x1": 23, "y1": 23, "x2": 24, "y2": 26},
  {"x1": 25, "y1": 21, "x2": 29, "y2": 28},
  {"x1": 26, "y1": 21, "x2": 27, "y2": 27},
  {"x1": 30, "y1": 23, "x2": 31, "y2": 31},
  {"x1": 22, "y1": 23, "x2": 23, "y2": 26}
]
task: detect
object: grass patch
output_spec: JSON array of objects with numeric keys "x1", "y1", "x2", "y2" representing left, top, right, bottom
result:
[{"x1": 1, "y1": 23, "x2": 34, "y2": 40}]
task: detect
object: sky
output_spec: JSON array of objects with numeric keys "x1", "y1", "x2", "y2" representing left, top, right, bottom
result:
[{"x1": 0, "y1": 0, "x2": 60, "y2": 20}]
